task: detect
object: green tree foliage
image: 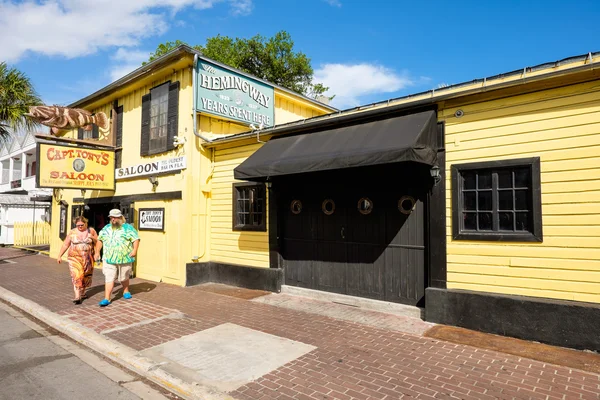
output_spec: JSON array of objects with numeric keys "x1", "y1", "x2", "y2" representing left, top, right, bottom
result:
[
  {"x1": 144, "y1": 32, "x2": 333, "y2": 100},
  {"x1": 0, "y1": 62, "x2": 42, "y2": 139}
]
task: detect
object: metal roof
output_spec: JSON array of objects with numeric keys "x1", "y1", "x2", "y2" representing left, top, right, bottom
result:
[{"x1": 68, "y1": 45, "x2": 338, "y2": 112}]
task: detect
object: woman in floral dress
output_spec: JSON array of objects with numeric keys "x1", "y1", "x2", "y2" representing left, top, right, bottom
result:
[{"x1": 57, "y1": 216, "x2": 99, "y2": 304}]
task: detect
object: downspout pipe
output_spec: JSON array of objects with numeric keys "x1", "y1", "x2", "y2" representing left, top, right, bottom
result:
[{"x1": 192, "y1": 54, "x2": 214, "y2": 143}]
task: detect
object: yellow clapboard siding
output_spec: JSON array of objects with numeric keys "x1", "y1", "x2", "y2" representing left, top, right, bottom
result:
[
  {"x1": 542, "y1": 202, "x2": 600, "y2": 215},
  {"x1": 445, "y1": 225, "x2": 600, "y2": 238},
  {"x1": 542, "y1": 179, "x2": 600, "y2": 193},
  {"x1": 447, "y1": 272, "x2": 600, "y2": 294},
  {"x1": 446, "y1": 108, "x2": 600, "y2": 143},
  {"x1": 448, "y1": 263, "x2": 600, "y2": 284},
  {"x1": 542, "y1": 157, "x2": 600, "y2": 173},
  {"x1": 543, "y1": 214, "x2": 600, "y2": 225},
  {"x1": 542, "y1": 191, "x2": 600, "y2": 204},
  {"x1": 447, "y1": 244, "x2": 600, "y2": 260},
  {"x1": 448, "y1": 254, "x2": 600, "y2": 271},
  {"x1": 441, "y1": 80, "x2": 600, "y2": 122},
  {"x1": 448, "y1": 122, "x2": 600, "y2": 155},
  {"x1": 446, "y1": 133, "x2": 600, "y2": 163},
  {"x1": 447, "y1": 282, "x2": 600, "y2": 304},
  {"x1": 211, "y1": 240, "x2": 270, "y2": 252},
  {"x1": 212, "y1": 232, "x2": 270, "y2": 242},
  {"x1": 446, "y1": 80, "x2": 600, "y2": 304},
  {"x1": 445, "y1": 143, "x2": 600, "y2": 165},
  {"x1": 444, "y1": 100, "x2": 600, "y2": 137},
  {"x1": 541, "y1": 169, "x2": 600, "y2": 184},
  {"x1": 212, "y1": 251, "x2": 269, "y2": 264}
]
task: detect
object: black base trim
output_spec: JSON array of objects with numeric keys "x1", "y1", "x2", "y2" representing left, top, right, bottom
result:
[
  {"x1": 186, "y1": 262, "x2": 283, "y2": 292},
  {"x1": 425, "y1": 287, "x2": 600, "y2": 351}
]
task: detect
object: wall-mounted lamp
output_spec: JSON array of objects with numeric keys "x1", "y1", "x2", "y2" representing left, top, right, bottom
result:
[
  {"x1": 148, "y1": 176, "x2": 159, "y2": 191},
  {"x1": 430, "y1": 165, "x2": 441, "y2": 186},
  {"x1": 173, "y1": 136, "x2": 187, "y2": 147}
]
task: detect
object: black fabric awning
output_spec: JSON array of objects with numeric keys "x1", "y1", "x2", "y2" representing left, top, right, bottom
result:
[{"x1": 234, "y1": 110, "x2": 438, "y2": 181}]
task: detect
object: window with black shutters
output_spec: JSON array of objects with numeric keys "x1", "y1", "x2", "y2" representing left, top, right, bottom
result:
[
  {"x1": 77, "y1": 123, "x2": 99, "y2": 140},
  {"x1": 451, "y1": 157, "x2": 542, "y2": 242},
  {"x1": 114, "y1": 103, "x2": 123, "y2": 168},
  {"x1": 140, "y1": 81, "x2": 179, "y2": 156},
  {"x1": 233, "y1": 182, "x2": 266, "y2": 231}
]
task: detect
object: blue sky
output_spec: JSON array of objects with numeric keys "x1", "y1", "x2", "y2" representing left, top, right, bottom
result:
[{"x1": 1, "y1": 0, "x2": 599, "y2": 110}]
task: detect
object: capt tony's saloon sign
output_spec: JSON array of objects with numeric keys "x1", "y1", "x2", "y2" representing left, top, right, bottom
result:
[{"x1": 36, "y1": 143, "x2": 115, "y2": 190}]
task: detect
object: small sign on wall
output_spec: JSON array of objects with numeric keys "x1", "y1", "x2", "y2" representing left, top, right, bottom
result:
[
  {"x1": 138, "y1": 208, "x2": 165, "y2": 231},
  {"x1": 59, "y1": 202, "x2": 68, "y2": 240}
]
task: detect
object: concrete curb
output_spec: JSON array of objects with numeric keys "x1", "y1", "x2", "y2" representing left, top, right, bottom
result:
[{"x1": 0, "y1": 286, "x2": 235, "y2": 400}]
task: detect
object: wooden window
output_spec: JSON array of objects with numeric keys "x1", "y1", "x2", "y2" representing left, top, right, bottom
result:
[
  {"x1": 140, "y1": 81, "x2": 179, "y2": 156},
  {"x1": 77, "y1": 123, "x2": 99, "y2": 140},
  {"x1": 232, "y1": 182, "x2": 266, "y2": 231},
  {"x1": 114, "y1": 104, "x2": 123, "y2": 168},
  {"x1": 452, "y1": 157, "x2": 542, "y2": 242}
]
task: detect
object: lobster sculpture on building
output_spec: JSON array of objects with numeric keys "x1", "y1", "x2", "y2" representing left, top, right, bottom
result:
[{"x1": 26, "y1": 105, "x2": 109, "y2": 135}]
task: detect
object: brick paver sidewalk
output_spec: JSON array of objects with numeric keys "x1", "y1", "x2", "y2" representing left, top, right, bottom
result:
[{"x1": 0, "y1": 249, "x2": 599, "y2": 400}]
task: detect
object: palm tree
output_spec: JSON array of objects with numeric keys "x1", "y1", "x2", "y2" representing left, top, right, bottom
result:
[{"x1": 0, "y1": 62, "x2": 42, "y2": 139}]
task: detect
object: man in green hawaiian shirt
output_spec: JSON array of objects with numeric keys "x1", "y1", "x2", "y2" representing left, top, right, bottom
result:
[{"x1": 96, "y1": 209, "x2": 140, "y2": 307}]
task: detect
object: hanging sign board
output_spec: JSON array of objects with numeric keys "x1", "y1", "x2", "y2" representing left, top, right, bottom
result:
[
  {"x1": 138, "y1": 208, "x2": 165, "y2": 231},
  {"x1": 115, "y1": 156, "x2": 186, "y2": 180},
  {"x1": 36, "y1": 143, "x2": 115, "y2": 190},
  {"x1": 195, "y1": 60, "x2": 275, "y2": 127}
]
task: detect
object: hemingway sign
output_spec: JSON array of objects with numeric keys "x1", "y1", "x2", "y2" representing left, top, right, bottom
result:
[
  {"x1": 36, "y1": 144, "x2": 115, "y2": 190},
  {"x1": 115, "y1": 156, "x2": 186, "y2": 180},
  {"x1": 195, "y1": 60, "x2": 275, "y2": 127}
]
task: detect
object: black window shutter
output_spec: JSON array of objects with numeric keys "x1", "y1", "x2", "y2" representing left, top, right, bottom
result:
[
  {"x1": 91, "y1": 124, "x2": 99, "y2": 139},
  {"x1": 77, "y1": 128, "x2": 84, "y2": 140},
  {"x1": 166, "y1": 81, "x2": 180, "y2": 151},
  {"x1": 116, "y1": 105, "x2": 123, "y2": 147},
  {"x1": 115, "y1": 105, "x2": 124, "y2": 168},
  {"x1": 140, "y1": 93, "x2": 151, "y2": 156}
]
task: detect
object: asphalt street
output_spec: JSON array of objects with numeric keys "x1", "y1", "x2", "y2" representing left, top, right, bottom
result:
[{"x1": 0, "y1": 303, "x2": 160, "y2": 400}]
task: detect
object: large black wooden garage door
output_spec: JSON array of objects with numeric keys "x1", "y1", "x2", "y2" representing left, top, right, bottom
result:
[{"x1": 280, "y1": 172, "x2": 427, "y2": 306}]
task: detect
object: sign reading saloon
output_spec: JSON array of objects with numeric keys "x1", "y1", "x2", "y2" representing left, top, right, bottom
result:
[
  {"x1": 195, "y1": 60, "x2": 275, "y2": 127},
  {"x1": 36, "y1": 143, "x2": 115, "y2": 190},
  {"x1": 138, "y1": 208, "x2": 165, "y2": 231},
  {"x1": 115, "y1": 156, "x2": 186, "y2": 180}
]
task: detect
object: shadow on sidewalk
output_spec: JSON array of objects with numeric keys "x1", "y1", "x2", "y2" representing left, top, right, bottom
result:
[{"x1": 112, "y1": 282, "x2": 157, "y2": 301}]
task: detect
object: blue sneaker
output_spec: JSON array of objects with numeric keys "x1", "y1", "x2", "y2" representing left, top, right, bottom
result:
[
  {"x1": 99, "y1": 299, "x2": 110, "y2": 307},
  {"x1": 123, "y1": 292, "x2": 132, "y2": 300}
]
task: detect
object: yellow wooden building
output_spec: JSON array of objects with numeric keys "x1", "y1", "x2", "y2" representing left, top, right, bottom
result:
[
  {"x1": 45, "y1": 46, "x2": 600, "y2": 350},
  {"x1": 45, "y1": 46, "x2": 335, "y2": 286}
]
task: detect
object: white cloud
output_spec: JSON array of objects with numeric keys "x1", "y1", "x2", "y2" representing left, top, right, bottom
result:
[
  {"x1": 109, "y1": 48, "x2": 152, "y2": 82},
  {"x1": 323, "y1": 0, "x2": 342, "y2": 6},
  {"x1": 0, "y1": 0, "x2": 252, "y2": 63},
  {"x1": 314, "y1": 63, "x2": 414, "y2": 109}
]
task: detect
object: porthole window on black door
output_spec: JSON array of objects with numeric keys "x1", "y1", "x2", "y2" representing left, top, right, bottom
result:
[
  {"x1": 322, "y1": 199, "x2": 335, "y2": 215},
  {"x1": 357, "y1": 197, "x2": 373, "y2": 215},
  {"x1": 399, "y1": 196, "x2": 416, "y2": 215},
  {"x1": 290, "y1": 200, "x2": 302, "y2": 214}
]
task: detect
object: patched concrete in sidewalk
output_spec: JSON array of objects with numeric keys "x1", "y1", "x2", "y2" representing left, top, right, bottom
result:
[
  {"x1": 253, "y1": 292, "x2": 435, "y2": 336},
  {"x1": 196, "y1": 283, "x2": 269, "y2": 300},
  {"x1": 140, "y1": 322, "x2": 316, "y2": 392}
]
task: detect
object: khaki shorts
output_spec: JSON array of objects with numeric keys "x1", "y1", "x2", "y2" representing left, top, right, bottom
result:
[{"x1": 102, "y1": 261, "x2": 132, "y2": 283}]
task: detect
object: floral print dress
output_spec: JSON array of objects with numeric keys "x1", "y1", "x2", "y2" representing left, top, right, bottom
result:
[{"x1": 67, "y1": 228, "x2": 94, "y2": 296}]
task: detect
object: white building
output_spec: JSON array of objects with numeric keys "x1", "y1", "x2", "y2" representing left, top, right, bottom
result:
[{"x1": 0, "y1": 131, "x2": 51, "y2": 245}]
